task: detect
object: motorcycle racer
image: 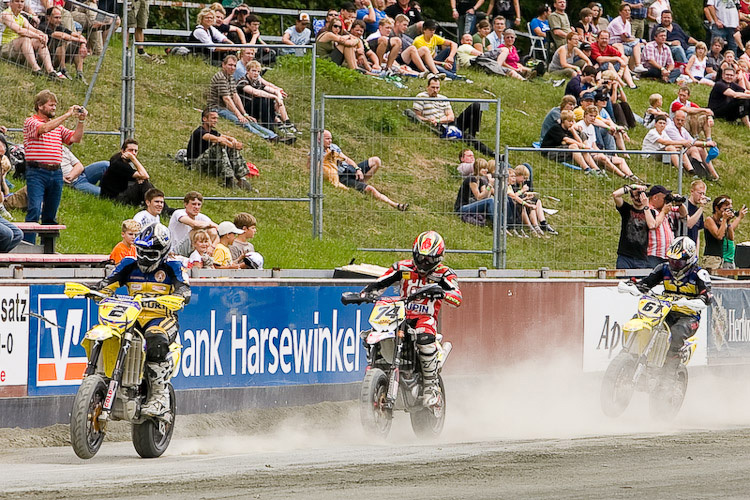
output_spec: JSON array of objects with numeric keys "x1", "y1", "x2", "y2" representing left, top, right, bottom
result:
[
  {"x1": 95, "y1": 223, "x2": 191, "y2": 416},
  {"x1": 361, "y1": 231, "x2": 462, "y2": 406},
  {"x1": 633, "y1": 236, "x2": 712, "y2": 365}
]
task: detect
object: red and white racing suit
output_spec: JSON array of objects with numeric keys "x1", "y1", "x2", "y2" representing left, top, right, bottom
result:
[{"x1": 364, "y1": 259, "x2": 462, "y2": 395}]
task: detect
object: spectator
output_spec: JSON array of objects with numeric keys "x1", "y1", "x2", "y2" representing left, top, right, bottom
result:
[
  {"x1": 70, "y1": 0, "x2": 118, "y2": 57},
  {"x1": 223, "y1": 3, "x2": 251, "y2": 37},
  {"x1": 60, "y1": 145, "x2": 109, "y2": 195},
  {"x1": 473, "y1": 18, "x2": 492, "y2": 51},
  {"x1": 128, "y1": 0, "x2": 163, "y2": 63},
  {"x1": 622, "y1": 0, "x2": 646, "y2": 39},
  {"x1": 651, "y1": 10, "x2": 696, "y2": 64},
  {"x1": 607, "y1": 3, "x2": 646, "y2": 73},
  {"x1": 530, "y1": 4, "x2": 551, "y2": 38},
  {"x1": 366, "y1": 16, "x2": 418, "y2": 73},
  {"x1": 708, "y1": 66, "x2": 750, "y2": 129},
  {"x1": 23, "y1": 90, "x2": 87, "y2": 243},
  {"x1": 189, "y1": 8, "x2": 234, "y2": 65},
  {"x1": 612, "y1": 183, "x2": 654, "y2": 269},
  {"x1": 665, "y1": 109, "x2": 718, "y2": 179},
  {"x1": 315, "y1": 16, "x2": 360, "y2": 70},
  {"x1": 313, "y1": 130, "x2": 408, "y2": 211},
  {"x1": 576, "y1": 104, "x2": 634, "y2": 178},
  {"x1": 721, "y1": 48, "x2": 740, "y2": 74},
  {"x1": 230, "y1": 212, "x2": 263, "y2": 269},
  {"x1": 589, "y1": 2, "x2": 609, "y2": 32},
  {"x1": 513, "y1": 164, "x2": 558, "y2": 235},
  {"x1": 213, "y1": 221, "x2": 243, "y2": 269},
  {"x1": 357, "y1": 0, "x2": 386, "y2": 35},
  {"x1": 646, "y1": 0, "x2": 670, "y2": 33},
  {"x1": 707, "y1": 0, "x2": 739, "y2": 54},
  {"x1": 245, "y1": 14, "x2": 275, "y2": 66},
  {"x1": 0, "y1": 141, "x2": 22, "y2": 252},
  {"x1": 134, "y1": 188, "x2": 165, "y2": 228},
  {"x1": 168, "y1": 191, "x2": 218, "y2": 253},
  {"x1": 645, "y1": 185, "x2": 685, "y2": 268},
  {"x1": 669, "y1": 86, "x2": 714, "y2": 139},
  {"x1": 0, "y1": 0, "x2": 64, "y2": 79},
  {"x1": 575, "y1": 7, "x2": 597, "y2": 43},
  {"x1": 38, "y1": 6, "x2": 88, "y2": 81},
  {"x1": 208, "y1": 54, "x2": 285, "y2": 143},
  {"x1": 100, "y1": 138, "x2": 163, "y2": 206},
  {"x1": 590, "y1": 31, "x2": 637, "y2": 88},
  {"x1": 643, "y1": 93, "x2": 668, "y2": 128},
  {"x1": 497, "y1": 29, "x2": 537, "y2": 78},
  {"x1": 456, "y1": 33, "x2": 483, "y2": 68},
  {"x1": 539, "y1": 94, "x2": 577, "y2": 142},
  {"x1": 486, "y1": 15, "x2": 506, "y2": 49},
  {"x1": 109, "y1": 219, "x2": 140, "y2": 264},
  {"x1": 313, "y1": 10, "x2": 339, "y2": 35},
  {"x1": 457, "y1": 148, "x2": 494, "y2": 177},
  {"x1": 412, "y1": 76, "x2": 494, "y2": 155},
  {"x1": 549, "y1": 31, "x2": 592, "y2": 77},
  {"x1": 237, "y1": 60, "x2": 298, "y2": 136},
  {"x1": 338, "y1": 2, "x2": 357, "y2": 32},
  {"x1": 486, "y1": 0, "x2": 520, "y2": 27},
  {"x1": 564, "y1": 64, "x2": 598, "y2": 102},
  {"x1": 187, "y1": 229, "x2": 215, "y2": 269},
  {"x1": 549, "y1": 0, "x2": 574, "y2": 49},
  {"x1": 540, "y1": 109, "x2": 592, "y2": 172},
  {"x1": 685, "y1": 42, "x2": 713, "y2": 85},
  {"x1": 454, "y1": 159, "x2": 494, "y2": 226},
  {"x1": 0, "y1": 141, "x2": 14, "y2": 220},
  {"x1": 384, "y1": 0, "x2": 423, "y2": 37},
  {"x1": 185, "y1": 108, "x2": 253, "y2": 190},
  {"x1": 641, "y1": 27, "x2": 681, "y2": 83},
  {"x1": 282, "y1": 12, "x2": 311, "y2": 55},
  {"x1": 703, "y1": 195, "x2": 746, "y2": 271},
  {"x1": 686, "y1": 179, "x2": 709, "y2": 247},
  {"x1": 234, "y1": 47, "x2": 256, "y2": 80},
  {"x1": 412, "y1": 19, "x2": 458, "y2": 79},
  {"x1": 592, "y1": 91, "x2": 630, "y2": 151},
  {"x1": 211, "y1": 6, "x2": 247, "y2": 46},
  {"x1": 641, "y1": 114, "x2": 689, "y2": 170},
  {"x1": 706, "y1": 37, "x2": 725, "y2": 80},
  {"x1": 349, "y1": 19, "x2": 382, "y2": 73}
]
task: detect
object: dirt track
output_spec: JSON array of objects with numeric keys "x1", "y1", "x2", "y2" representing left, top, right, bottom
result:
[{"x1": 3, "y1": 364, "x2": 750, "y2": 499}]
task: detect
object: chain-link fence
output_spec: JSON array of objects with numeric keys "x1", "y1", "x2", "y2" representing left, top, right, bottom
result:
[
  {"x1": 314, "y1": 94, "x2": 502, "y2": 265},
  {"x1": 501, "y1": 146, "x2": 689, "y2": 269}
]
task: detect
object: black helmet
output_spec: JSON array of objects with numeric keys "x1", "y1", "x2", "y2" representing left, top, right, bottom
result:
[{"x1": 134, "y1": 223, "x2": 171, "y2": 273}]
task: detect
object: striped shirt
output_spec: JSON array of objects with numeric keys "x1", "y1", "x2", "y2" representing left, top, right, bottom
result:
[
  {"x1": 642, "y1": 41, "x2": 674, "y2": 70},
  {"x1": 413, "y1": 92, "x2": 453, "y2": 123},
  {"x1": 207, "y1": 70, "x2": 236, "y2": 109},
  {"x1": 23, "y1": 115, "x2": 74, "y2": 163},
  {"x1": 647, "y1": 207, "x2": 677, "y2": 259}
]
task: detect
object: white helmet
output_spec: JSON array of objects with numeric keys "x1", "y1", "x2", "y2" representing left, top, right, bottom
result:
[{"x1": 666, "y1": 236, "x2": 697, "y2": 282}]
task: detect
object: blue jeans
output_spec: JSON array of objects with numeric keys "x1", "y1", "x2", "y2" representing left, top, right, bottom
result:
[
  {"x1": 216, "y1": 108, "x2": 277, "y2": 140},
  {"x1": 460, "y1": 197, "x2": 494, "y2": 217},
  {"x1": 670, "y1": 44, "x2": 695, "y2": 64},
  {"x1": 0, "y1": 216, "x2": 22, "y2": 253},
  {"x1": 70, "y1": 160, "x2": 109, "y2": 196},
  {"x1": 595, "y1": 125, "x2": 616, "y2": 150},
  {"x1": 24, "y1": 166, "x2": 63, "y2": 243},
  {"x1": 434, "y1": 47, "x2": 459, "y2": 79}
]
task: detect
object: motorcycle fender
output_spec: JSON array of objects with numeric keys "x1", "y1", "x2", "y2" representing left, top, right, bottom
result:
[
  {"x1": 378, "y1": 338, "x2": 396, "y2": 364},
  {"x1": 682, "y1": 335, "x2": 698, "y2": 365},
  {"x1": 366, "y1": 329, "x2": 396, "y2": 345},
  {"x1": 168, "y1": 342, "x2": 182, "y2": 379},
  {"x1": 622, "y1": 318, "x2": 650, "y2": 345},
  {"x1": 84, "y1": 324, "x2": 120, "y2": 342}
]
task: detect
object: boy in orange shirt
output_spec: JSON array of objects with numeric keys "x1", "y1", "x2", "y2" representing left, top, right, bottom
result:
[{"x1": 109, "y1": 219, "x2": 141, "y2": 263}]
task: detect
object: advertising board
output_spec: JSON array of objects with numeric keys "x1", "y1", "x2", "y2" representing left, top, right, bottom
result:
[
  {"x1": 707, "y1": 288, "x2": 750, "y2": 364},
  {"x1": 27, "y1": 285, "x2": 369, "y2": 396},
  {"x1": 0, "y1": 286, "x2": 29, "y2": 395}
]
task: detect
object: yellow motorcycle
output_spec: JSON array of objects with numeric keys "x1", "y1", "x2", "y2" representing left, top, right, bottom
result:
[
  {"x1": 600, "y1": 281, "x2": 706, "y2": 420},
  {"x1": 64, "y1": 282, "x2": 184, "y2": 459}
]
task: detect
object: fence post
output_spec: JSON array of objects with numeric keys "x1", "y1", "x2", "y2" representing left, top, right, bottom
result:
[
  {"x1": 120, "y1": 0, "x2": 129, "y2": 142},
  {"x1": 315, "y1": 95, "x2": 327, "y2": 239},
  {"x1": 677, "y1": 146, "x2": 684, "y2": 195},
  {"x1": 492, "y1": 97, "x2": 503, "y2": 269}
]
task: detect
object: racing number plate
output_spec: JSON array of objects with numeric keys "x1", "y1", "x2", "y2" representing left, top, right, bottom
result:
[
  {"x1": 638, "y1": 297, "x2": 664, "y2": 318},
  {"x1": 369, "y1": 301, "x2": 406, "y2": 326}
]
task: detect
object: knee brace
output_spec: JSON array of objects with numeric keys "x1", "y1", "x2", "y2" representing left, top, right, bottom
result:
[{"x1": 144, "y1": 326, "x2": 170, "y2": 362}]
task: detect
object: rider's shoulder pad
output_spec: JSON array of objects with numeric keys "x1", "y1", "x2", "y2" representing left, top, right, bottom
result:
[{"x1": 698, "y1": 268, "x2": 711, "y2": 284}]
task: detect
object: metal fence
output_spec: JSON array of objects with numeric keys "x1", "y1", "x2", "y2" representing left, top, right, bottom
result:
[
  {"x1": 313, "y1": 94, "x2": 502, "y2": 265},
  {"x1": 501, "y1": 146, "x2": 689, "y2": 270}
]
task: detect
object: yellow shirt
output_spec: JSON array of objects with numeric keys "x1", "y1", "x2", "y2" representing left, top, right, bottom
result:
[
  {"x1": 212, "y1": 243, "x2": 232, "y2": 266},
  {"x1": 412, "y1": 33, "x2": 446, "y2": 57},
  {"x1": 1, "y1": 8, "x2": 25, "y2": 46}
]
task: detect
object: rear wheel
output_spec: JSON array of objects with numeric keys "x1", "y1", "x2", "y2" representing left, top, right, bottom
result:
[
  {"x1": 360, "y1": 368, "x2": 392, "y2": 439},
  {"x1": 649, "y1": 364, "x2": 688, "y2": 421},
  {"x1": 600, "y1": 352, "x2": 638, "y2": 418},
  {"x1": 70, "y1": 374, "x2": 108, "y2": 459},
  {"x1": 410, "y1": 376, "x2": 446, "y2": 438},
  {"x1": 132, "y1": 384, "x2": 176, "y2": 458}
]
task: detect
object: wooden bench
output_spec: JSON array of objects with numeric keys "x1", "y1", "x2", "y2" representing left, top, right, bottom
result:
[{"x1": 12, "y1": 223, "x2": 66, "y2": 254}]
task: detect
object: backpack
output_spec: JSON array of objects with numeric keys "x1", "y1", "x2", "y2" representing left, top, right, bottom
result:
[{"x1": 472, "y1": 55, "x2": 507, "y2": 76}]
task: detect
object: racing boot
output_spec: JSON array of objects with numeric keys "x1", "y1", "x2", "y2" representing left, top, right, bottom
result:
[
  {"x1": 141, "y1": 360, "x2": 173, "y2": 417},
  {"x1": 418, "y1": 344, "x2": 441, "y2": 407}
]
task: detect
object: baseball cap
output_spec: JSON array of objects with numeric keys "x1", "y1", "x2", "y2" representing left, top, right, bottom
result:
[
  {"x1": 217, "y1": 221, "x2": 244, "y2": 236},
  {"x1": 581, "y1": 91, "x2": 596, "y2": 101},
  {"x1": 580, "y1": 42, "x2": 591, "y2": 51},
  {"x1": 298, "y1": 12, "x2": 310, "y2": 22},
  {"x1": 646, "y1": 185, "x2": 671, "y2": 197},
  {"x1": 594, "y1": 90, "x2": 609, "y2": 102}
]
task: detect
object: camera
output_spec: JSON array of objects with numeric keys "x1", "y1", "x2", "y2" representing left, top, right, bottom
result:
[
  {"x1": 74, "y1": 106, "x2": 83, "y2": 113},
  {"x1": 665, "y1": 193, "x2": 686, "y2": 204}
]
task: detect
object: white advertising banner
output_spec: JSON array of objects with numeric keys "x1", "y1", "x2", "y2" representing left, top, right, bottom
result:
[
  {"x1": 582, "y1": 286, "x2": 708, "y2": 372},
  {"x1": 0, "y1": 287, "x2": 30, "y2": 387}
]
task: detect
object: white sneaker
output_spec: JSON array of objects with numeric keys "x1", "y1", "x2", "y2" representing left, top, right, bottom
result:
[
  {"x1": 0, "y1": 205, "x2": 12, "y2": 220},
  {"x1": 633, "y1": 64, "x2": 648, "y2": 73},
  {"x1": 422, "y1": 385, "x2": 441, "y2": 407}
]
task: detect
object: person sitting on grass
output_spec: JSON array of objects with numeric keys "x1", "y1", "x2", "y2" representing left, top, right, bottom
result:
[
  {"x1": 576, "y1": 104, "x2": 636, "y2": 179},
  {"x1": 109, "y1": 219, "x2": 140, "y2": 264},
  {"x1": 100, "y1": 138, "x2": 165, "y2": 208},
  {"x1": 0, "y1": 0, "x2": 65, "y2": 79},
  {"x1": 643, "y1": 93, "x2": 669, "y2": 129},
  {"x1": 230, "y1": 212, "x2": 264, "y2": 269},
  {"x1": 541, "y1": 109, "x2": 599, "y2": 174},
  {"x1": 412, "y1": 19, "x2": 458, "y2": 79},
  {"x1": 642, "y1": 115, "x2": 694, "y2": 173},
  {"x1": 186, "y1": 228, "x2": 215, "y2": 269},
  {"x1": 315, "y1": 16, "x2": 360, "y2": 71},
  {"x1": 60, "y1": 145, "x2": 109, "y2": 196},
  {"x1": 213, "y1": 221, "x2": 243, "y2": 269},
  {"x1": 540, "y1": 95, "x2": 577, "y2": 143},
  {"x1": 513, "y1": 164, "x2": 558, "y2": 236},
  {"x1": 237, "y1": 61, "x2": 299, "y2": 136},
  {"x1": 39, "y1": 6, "x2": 89, "y2": 81}
]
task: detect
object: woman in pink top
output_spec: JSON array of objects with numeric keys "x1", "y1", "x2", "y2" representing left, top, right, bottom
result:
[{"x1": 497, "y1": 29, "x2": 535, "y2": 78}]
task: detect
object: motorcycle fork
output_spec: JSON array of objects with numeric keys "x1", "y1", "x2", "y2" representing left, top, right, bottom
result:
[
  {"x1": 101, "y1": 331, "x2": 133, "y2": 419},
  {"x1": 632, "y1": 327, "x2": 660, "y2": 384},
  {"x1": 385, "y1": 323, "x2": 406, "y2": 409},
  {"x1": 84, "y1": 340, "x2": 103, "y2": 377}
]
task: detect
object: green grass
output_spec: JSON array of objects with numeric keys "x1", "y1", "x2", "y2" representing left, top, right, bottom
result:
[{"x1": 1, "y1": 40, "x2": 748, "y2": 269}]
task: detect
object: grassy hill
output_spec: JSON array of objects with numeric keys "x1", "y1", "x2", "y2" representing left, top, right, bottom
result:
[{"x1": 1, "y1": 40, "x2": 748, "y2": 270}]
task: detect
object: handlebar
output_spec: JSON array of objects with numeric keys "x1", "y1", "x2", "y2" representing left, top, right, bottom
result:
[{"x1": 341, "y1": 283, "x2": 445, "y2": 306}]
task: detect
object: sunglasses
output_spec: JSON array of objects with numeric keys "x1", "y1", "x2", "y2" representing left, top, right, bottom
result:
[{"x1": 333, "y1": 24, "x2": 342, "y2": 28}]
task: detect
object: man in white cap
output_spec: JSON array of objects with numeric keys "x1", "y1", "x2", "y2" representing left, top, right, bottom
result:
[
  {"x1": 213, "y1": 221, "x2": 244, "y2": 269},
  {"x1": 282, "y1": 13, "x2": 311, "y2": 55}
]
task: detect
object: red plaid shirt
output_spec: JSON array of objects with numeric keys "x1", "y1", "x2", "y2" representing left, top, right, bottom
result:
[{"x1": 643, "y1": 41, "x2": 674, "y2": 70}]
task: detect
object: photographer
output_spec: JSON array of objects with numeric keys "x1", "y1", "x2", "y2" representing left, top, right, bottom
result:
[
  {"x1": 703, "y1": 195, "x2": 748, "y2": 271},
  {"x1": 612, "y1": 183, "x2": 656, "y2": 270},
  {"x1": 646, "y1": 185, "x2": 687, "y2": 268},
  {"x1": 685, "y1": 179, "x2": 709, "y2": 246}
]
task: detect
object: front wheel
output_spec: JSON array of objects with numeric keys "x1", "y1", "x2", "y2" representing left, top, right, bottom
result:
[
  {"x1": 649, "y1": 364, "x2": 688, "y2": 421},
  {"x1": 600, "y1": 352, "x2": 638, "y2": 418},
  {"x1": 409, "y1": 376, "x2": 446, "y2": 439},
  {"x1": 360, "y1": 368, "x2": 393, "y2": 439},
  {"x1": 132, "y1": 384, "x2": 176, "y2": 458},
  {"x1": 70, "y1": 374, "x2": 108, "y2": 459}
]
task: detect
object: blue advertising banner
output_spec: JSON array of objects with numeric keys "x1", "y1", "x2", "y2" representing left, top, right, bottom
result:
[
  {"x1": 707, "y1": 288, "x2": 750, "y2": 364},
  {"x1": 28, "y1": 285, "x2": 372, "y2": 396}
]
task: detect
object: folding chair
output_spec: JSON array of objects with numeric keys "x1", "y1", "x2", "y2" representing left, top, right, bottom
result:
[{"x1": 527, "y1": 22, "x2": 548, "y2": 61}]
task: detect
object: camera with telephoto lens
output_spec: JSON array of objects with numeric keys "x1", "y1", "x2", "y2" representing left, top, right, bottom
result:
[{"x1": 665, "y1": 193, "x2": 686, "y2": 204}]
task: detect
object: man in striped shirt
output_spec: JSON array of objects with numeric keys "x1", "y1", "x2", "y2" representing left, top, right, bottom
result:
[
  {"x1": 646, "y1": 185, "x2": 686, "y2": 268},
  {"x1": 23, "y1": 89, "x2": 87, "y2": 243}
]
